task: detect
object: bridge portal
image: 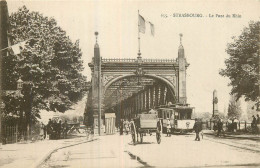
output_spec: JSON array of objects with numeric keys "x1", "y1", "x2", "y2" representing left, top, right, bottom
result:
[{"x1": 84, "y1": 33, "x2": 189, "y2": 135}]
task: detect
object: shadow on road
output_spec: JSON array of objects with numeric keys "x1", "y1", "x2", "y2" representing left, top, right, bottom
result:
[{"x1": 124, "y1": 151, "x2": 154, "y2": 168}]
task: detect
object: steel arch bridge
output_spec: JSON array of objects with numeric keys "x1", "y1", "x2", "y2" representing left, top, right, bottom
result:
[{"x1": 84, "y1": 33, "x2": 189, "y2": 135}]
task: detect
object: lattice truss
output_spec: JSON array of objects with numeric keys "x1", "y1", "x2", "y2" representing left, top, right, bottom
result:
[{"x1": 104, "y1": 76, "x2": 157, "y2": 108}]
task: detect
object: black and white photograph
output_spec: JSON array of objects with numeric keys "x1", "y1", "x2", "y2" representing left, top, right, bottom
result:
[{"x1": 0, "y1": 0, "x2": 259, "y2": 167}]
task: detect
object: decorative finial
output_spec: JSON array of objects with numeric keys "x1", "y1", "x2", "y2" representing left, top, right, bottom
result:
[
  {"x1": 95, "y1": 32, "x2": 99, "y2": 44},
  {"x1": 179, "y1": 33, "x2": 183, "y2": 45}
]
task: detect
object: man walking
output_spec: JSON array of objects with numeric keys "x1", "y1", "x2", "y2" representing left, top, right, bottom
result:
[
  {"x1": 217, "y1": 119, "x2": 223, "y2": 137},
  {"x1": 125, "y1": 120, "x2": 130, "y2": 135},
  {"x1": 120, "y1": 119, "x2": 123, "y2": 135},
  {"x1": 193, "y1": 118, "x2": 202, "y2": 141},
  {"x1": 62, "y1": 120, "x2": 68, "y2": 139},
  {"x1": 47, "y1": 119, "x2": 53, "y2": 140},
  {"x1": 57, "y1": 120, "x2": 62, "y2": 139},
  {"x1": 257, "y1": 114, "x2": 260, "y2": 133},
  {"x1": 252, "y1": 115, "x2": 257, "y2": 133},
  {"x1": 166, "y1": 118, "x2": 171, "y2": 137}
]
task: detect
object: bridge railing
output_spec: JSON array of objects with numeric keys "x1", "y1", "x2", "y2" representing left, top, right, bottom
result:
[
  {"x1": 142, "y1": 59, "x2": 176, "y2": 63},
  {"x1": 101, "y1": 58, "x2": 176, "y2": 63},
  {"x1": 102, "y1": 58, "x2": 136, "y2": 62}
]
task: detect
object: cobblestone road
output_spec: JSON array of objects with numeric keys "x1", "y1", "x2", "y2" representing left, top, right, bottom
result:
[{"x1": 40, "y1": 133, "x2": 260, "y2": 168}]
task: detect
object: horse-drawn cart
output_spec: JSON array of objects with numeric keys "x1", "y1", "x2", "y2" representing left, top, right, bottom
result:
[{"x1": 130, "y1": 113, "x2": 162, "y2": 145}]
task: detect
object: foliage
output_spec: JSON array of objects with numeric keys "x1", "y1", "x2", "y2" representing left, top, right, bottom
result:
[
  {"x1": 218, "y1": 112, "x2": 226, "y2": 119},
  {"x1": 84, "y1": 89, "x2": 93, "y2": 126},
  {"x1": 227, "y1": 95, "x2": 242, "y2": 119},
  {"x1": 193, "y1": 111, "x2": 226, "y2": 121},
  {"x1": 193, "y1": 112, "x2": 212, "y2": 120},
  {"x1": 220, "y1": 21, "x2": 259, "y2": 106},
  {"x1": 246, "y1": 101, "x2": 258, "y2": 121},
  {"x1": 3, "y1": 6, "x2": 87, "y2": 127}
]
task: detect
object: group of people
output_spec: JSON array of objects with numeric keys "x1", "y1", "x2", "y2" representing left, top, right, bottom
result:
[
  {"x1": 252, "y1": 114, "x2": 260, "y2": 133},
  {"x1": 226, "y1": 117, "x2": 239, "y2": 132},
  {"x1": 40, "y1": 119, "x2": 69, "y2": 140},
  {"x1": 117, "y1": 115, "x2": 260, "y2": 141}
]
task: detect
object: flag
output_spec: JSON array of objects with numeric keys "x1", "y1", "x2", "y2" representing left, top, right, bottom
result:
[
  {"x1": 9, "y1": 41, "x2": 27, "y2": 55},
  {"x1": 149, "y1": 22, "x2": 154, "y2": 36},
  {"x1": 139, "y1": 14, "x2": 145, "y2": 34}
]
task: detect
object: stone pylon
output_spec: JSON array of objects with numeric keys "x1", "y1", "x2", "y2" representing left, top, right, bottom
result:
[
  {"x1": 178, "y1": 34, "x2": 187, "y2": 104},
  {"x1": 92, "y1": 32, "x2": 104, "y2": 135}
]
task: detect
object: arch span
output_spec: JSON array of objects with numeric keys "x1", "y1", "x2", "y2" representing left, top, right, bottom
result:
[{"x1": 104, "y1": 74, "x2": 176, "y2": 102}]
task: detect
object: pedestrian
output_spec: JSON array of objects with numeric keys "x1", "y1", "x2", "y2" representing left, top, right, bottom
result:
[
  {"x1": 123, "y1": 119, "x2": 127, "y2": 134},
  {"x1": 193, "y1": 118, "x2": 202, "y2": 141},
  {"x1": 125, "y1": 120, "x2": 130, "y2": 135},
  {"x1": 227, "y1": 118, "x2": 232, "y2": 132},
  {"x1": 43, "y1": 123, "x2": 47, "y2": 139},
  {"x1": 39, "y1": 123, "x2": 45, "y2": 140},
  {"x1": 217, "y1": 119, "x2": 223, "y2": 137},
  {"x1": 166, "y1": 118, "x2": 171, "y2": 137},
  {"x1": 47, "y1": 119, "x2": 53, "y2": 140},
  {"x1": 57, "y1": 120, "x2": 62, "y2": 139},
  {"x1": 52, "y1": 120, "x2": 58, "y2": 139},
  {"x1": 62, "y1": 120, "x2": 68, "y2": 139},
  {"x1": 128, "y1": 119, "x2": 132, "y2": 133},
  {"x1": 252, "y1": 115, "x2": 257, "y2": 133},
  {"x1": 257, "y1": 114, "x2": 260, "y2": 134},
  {"x1": 234, "y1": 118, "x2": 238, "y2": 132},
  {"x1": 120, "y1": 119, "x2": 123, "y2": 135}
]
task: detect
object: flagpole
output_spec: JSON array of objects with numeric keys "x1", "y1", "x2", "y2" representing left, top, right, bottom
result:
[{"x1": 138, "y1": 10, "x2": 141, "y2": 58}]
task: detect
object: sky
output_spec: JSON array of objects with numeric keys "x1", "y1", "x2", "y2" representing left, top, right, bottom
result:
[{"x1": 7, "y1": 0, "x2": 260, "y2": 115}]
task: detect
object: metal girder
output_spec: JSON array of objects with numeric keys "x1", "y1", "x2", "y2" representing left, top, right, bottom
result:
[
  {"x1": 108, "y1": 87, "x2": 144, "y2": 90},
  {"x1": 104, "y1": 76, "x2": 165, "y2": 110},
  {"x1": 106, "y1": 77, "x2": 155, "y2": 97}
]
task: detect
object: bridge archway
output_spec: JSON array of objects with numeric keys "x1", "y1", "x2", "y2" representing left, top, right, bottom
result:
[
  {"x1": 85, "y1": 33, "x2": 189, "y2": 135},
  {"x1": 104, "y1": 74, "x2": 175, "y2": 96},
  {"x1": 104, "y1": 75, "x2": 177, "y2": 125}
]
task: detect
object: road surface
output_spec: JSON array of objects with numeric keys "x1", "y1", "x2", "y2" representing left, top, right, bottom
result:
[{"x1": 40, "y1": 133, "x2": 260, "y2": 168}]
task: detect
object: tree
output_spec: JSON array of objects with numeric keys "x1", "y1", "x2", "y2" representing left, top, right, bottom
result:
[
  {"x1": 227, "y1": 95, "x2": 242, "y2": 119},
  {"x1": 2, "y1": 6, "x2": 87, "y2": 129},
  {"x1": 246, "y1": 101, "x2": 258, "y2": 121},
  {"x1": 220, "y1": 21, "x2": 259, "y2": 107},
  {"x1": 193, "y1": 112, "x2": 211, "y2": 120}
]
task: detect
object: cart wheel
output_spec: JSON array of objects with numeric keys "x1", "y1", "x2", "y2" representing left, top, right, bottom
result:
[
  {"x1": 131, "y1": 122, "x2": 137, "y2": 145},
  {"x1": 156, "y1": 132, "x2": 161, "y2": 144},
  {"x1": 140, "y1": 133, "x2": 143, "y2": 143}
]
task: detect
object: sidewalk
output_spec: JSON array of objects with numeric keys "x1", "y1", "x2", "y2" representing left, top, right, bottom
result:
[
  {"x1": 39, "y1": 133, "x2": 143, "y2": 168},
  {"x1": 203, "y1": 130, "x2": 260, "y2": 141},
  {"x1": 0, "y1": 134, "x2": 96, "y2": 168}
]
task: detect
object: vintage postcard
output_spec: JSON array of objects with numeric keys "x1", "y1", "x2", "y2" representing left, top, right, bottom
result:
[{"x1": 0, "y1": 0, "x2": 259, "y2": 167}]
